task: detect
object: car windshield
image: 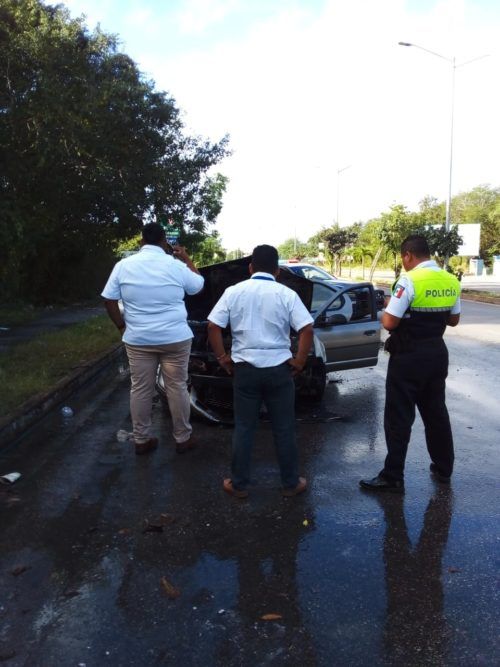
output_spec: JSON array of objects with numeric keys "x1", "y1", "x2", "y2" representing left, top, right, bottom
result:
[{"x1": 292, "y1": 265, "x2": 336, "y2": 282}]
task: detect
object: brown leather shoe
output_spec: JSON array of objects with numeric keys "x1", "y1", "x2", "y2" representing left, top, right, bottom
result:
[
  {"x1": 223, "y1": 478, "x2": 248, "y2": 499},
  {"x1": 135, "y1": 438, "x2": 158, "y2": 455},
  {"x1": 176, "y1": 436, "x2": 197, "y2": 454},
  {"x1": 282, "y1": 477, "x2": 307, "y2": 497}
]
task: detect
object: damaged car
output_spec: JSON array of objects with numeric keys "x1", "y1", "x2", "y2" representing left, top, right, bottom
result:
[{"x1": 156, "y1": 256, "x2": 382, "y2": 424}]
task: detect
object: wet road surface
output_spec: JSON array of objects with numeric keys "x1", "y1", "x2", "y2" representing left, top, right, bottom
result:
[{"x1": 1, "y1": 319, "x2": 499, "y2": 665}]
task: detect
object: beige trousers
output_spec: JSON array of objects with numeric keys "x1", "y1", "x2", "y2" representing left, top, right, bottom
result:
[{"x1": 125, "y1": 339, "x2": 192, "y2": 444}]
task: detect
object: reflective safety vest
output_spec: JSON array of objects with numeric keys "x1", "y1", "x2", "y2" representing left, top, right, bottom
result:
[{"x1": 401, "y1": 266, "x2": 460, "y2": 340}]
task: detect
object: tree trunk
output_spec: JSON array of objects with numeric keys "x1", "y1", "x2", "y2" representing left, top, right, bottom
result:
[{"x1": 368, "y1": 247, "x2": 383, "y2": 282}]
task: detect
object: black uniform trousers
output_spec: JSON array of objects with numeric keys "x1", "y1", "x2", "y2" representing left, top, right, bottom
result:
[{"x1": 381, "y1": 338, "x2": 454, "y2": 482}]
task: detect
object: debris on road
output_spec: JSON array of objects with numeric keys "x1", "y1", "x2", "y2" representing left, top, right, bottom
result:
[
  {"x1": 261, "y1": 613, "x2": 283, "y2": 621},
  {"x1": 143, "y1": 521, "x2": 163, "y2": 534},
  {"x1": 0, "y1": 472, "x2": 21, "y2": 485},
  {"x1": 10, "y1": 565, "x2": 30, "y2": 576},
  {"x1": 160, "y1": 577, "x2": 180, "y2": 599},
  {"x1": 116, "y1": 429, "x2": 133, "y2": 442},
  {"x1": 61, "y1": 406, "x2": 74, "y2": 418}
]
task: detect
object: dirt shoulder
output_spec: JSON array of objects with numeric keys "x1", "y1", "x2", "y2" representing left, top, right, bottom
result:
[{"x1": 376, "y1": 282, "x2": 500, "y2": 305}]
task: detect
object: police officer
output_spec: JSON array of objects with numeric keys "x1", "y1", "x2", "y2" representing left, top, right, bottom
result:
[{"x1": 360, "y1": 235, "x2": 461, "y2": 493}]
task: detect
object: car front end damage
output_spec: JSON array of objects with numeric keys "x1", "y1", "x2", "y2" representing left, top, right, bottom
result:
[{"x1": 155, "y1": 256, "x2": 327, "y2": 425}]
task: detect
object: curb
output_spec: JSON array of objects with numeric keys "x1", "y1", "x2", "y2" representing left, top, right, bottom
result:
[{"x1": 0, "y1": 343, "x2": 125, "y2": 449}]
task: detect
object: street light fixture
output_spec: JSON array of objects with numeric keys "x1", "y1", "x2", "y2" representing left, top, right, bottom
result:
[
  {"x1": 336, "y1": 164, "x2": 351, "y2": 225},
  {"x1": 398, "y1": 42, "x2": 489, "y2": 236}
]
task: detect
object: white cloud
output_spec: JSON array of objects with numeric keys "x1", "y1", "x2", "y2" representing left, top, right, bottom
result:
[
  {"x1": 175, "y1": 0, "x2": 241, "y2": 35},
  {"x1": 56, "y1": 0, "x2": 500, "y2": 251}
]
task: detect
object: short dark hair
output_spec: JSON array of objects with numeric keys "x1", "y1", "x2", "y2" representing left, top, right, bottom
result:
[
  {"x1": 142, "y1": 222, "x2": 166, "y2": 246},
  {"x1": 251, "y1": 244, "x2": 279, "y2": 274},
  {"x1": 401, "y1": 235, "x2": 430, "y2": 258}
]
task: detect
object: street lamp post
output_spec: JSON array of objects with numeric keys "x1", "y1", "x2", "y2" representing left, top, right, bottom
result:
[
  {"x1": 336, "y1": 164, "x2": 351, "y2": 225},
  {"x1": 398, "y1": 42, "x2": 489, "y2": 236}
]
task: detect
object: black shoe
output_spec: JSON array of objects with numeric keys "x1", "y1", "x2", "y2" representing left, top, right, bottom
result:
[
  {"x1": 430, "y1": 463, "x2": 451, "y2": 484},
  {"x1": 359, "y1": 475, "x2": 405, "y2": 494}
]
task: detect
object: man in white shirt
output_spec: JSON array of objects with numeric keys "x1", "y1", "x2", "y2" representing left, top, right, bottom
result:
[
  {"x1": 207, "y1": 245, "x2": 314, "y2": 498},
  {"x1": 102, "y1": 223, "x2": 204, "y2": 455}
]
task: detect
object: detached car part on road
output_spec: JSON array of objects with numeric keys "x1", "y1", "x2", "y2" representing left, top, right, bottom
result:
[{"x1": 156, "y1": 256, "x2": 381, "y2": 424}]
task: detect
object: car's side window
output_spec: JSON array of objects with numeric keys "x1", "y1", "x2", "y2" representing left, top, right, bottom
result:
[
  {"x1": 311, "y1": 284, "x2": 338, "y2": 314},
  {"x1": 343, "y1": 286, "x2": 373, "y2": 322},
  {"x1": 317, "y1": 285, "x2": 374, "y2": 325},
  {"x1": 325, "y1": 293, "x2": 352, "y2": 323}
]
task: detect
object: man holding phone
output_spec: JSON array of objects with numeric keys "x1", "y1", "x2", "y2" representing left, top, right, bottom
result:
[{"x1": 102, "y1": 222, "x2": 204, "y2": 455}]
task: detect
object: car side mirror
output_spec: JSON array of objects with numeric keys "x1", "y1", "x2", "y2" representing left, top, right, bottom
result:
[{"x1": 315, "y1": 313, "x2": 347, "y2": 327}]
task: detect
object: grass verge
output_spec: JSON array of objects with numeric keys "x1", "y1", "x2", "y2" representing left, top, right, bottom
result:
[
  {"x1": 0, "y1": 304, "x2": 43, "y2": 327},
  {"x1": 460, "y1": 289, "x2": 500, "y2": 305},
  {"x1": 0, "y1": 315, "x2": 121, "y2": 418}
]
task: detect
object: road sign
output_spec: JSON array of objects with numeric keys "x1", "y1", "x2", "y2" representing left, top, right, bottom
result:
[{"x1": 159, "y1": 216, "x2": 180, "y2": 246}]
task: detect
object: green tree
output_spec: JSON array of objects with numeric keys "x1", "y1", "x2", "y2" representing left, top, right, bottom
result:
[
  {"x1": 425, "y1": 225, "x2": 462, "y2": 264},
  {"x1": 277, "y1": 238, "x2": 309, "y2": 260},
  {"x1": 226, "y1": 248, "x2": 246, "y2": 260},
  {"x1": 0, "y1": 0, "x2": 228, "y2": 303},
  {"x1": 319, "y1": 223, "x2": 359, "y2": 274},
  {"x1": 417, "y1": 195, "x2": 446, "y2": 225},
  {"x1": 192, "y1": 232, "x2": 226, "y2": 266},
  {"x1": 451, "y1": 185, "x2": 500, "y2": 262}
]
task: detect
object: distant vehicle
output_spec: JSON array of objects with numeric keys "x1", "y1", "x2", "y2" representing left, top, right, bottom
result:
[
  {"x1": 279, "y1": 260, "x2": 338, "y2": 283},
  {"x1": 156, "y1": 255, "x2": 383, "y2": 424}
]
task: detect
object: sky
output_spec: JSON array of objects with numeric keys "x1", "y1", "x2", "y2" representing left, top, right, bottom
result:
[{"x1": 59, "y1": 0, "x2": 500, "y2": 251}]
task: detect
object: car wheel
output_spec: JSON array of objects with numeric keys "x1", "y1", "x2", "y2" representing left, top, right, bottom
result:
[{"x1": 296, "y1": 359, "x2": 326, "y2": 403}]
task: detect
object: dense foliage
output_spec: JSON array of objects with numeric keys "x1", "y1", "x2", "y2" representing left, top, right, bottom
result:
[
  {"x1": 280, "y1": 185, "x2": 499, "y2": 278},
  {"x1": 0, "y1": 0, "x2": 228, "y2": 303}
]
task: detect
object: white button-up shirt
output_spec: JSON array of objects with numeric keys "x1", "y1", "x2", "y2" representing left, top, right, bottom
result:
[
  {"x1": 101, "y1": 245, "x2": 204, "y2": 346},
  {"x1": 207, "y1": 272, "x2": 314, "y2": 368}
]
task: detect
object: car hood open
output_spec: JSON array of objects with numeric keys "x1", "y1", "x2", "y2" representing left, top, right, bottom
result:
[{"x1": 185, "y1": 256, "x2": 314, "y2": 321}]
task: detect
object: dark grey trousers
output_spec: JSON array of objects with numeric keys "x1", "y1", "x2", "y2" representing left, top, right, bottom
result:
[
  {"x1": 382, "y1": 339, "x2": 454, "y2": 482},
  {"x1": 232, "y1": 362, "x2": 299, "y2": 490}
]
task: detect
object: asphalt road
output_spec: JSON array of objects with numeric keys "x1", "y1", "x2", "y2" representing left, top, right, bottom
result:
[{"x1": 0, "y1": 302, "x2": 499, "y2": 666}]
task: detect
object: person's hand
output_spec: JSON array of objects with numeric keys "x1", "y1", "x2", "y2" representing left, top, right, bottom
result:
[
  {"x1": 172, "y1": 245, "x2": 190, "y2": 263},
  {"x1": 288, "y1": 357, "x2": 306, "y2": 376},
  {"x1": 217, "y1": 353, "x2": 233, "y2": 375}
]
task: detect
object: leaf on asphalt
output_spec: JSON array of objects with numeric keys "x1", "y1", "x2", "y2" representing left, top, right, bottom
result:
[
  {"x1": 160, "y1": 513, "x2": 176, "y2": 525},
  {"x1": 260, "y1": 613, "x2": 283, "y2": 621},
  {"x1": 160, "y1": 577, "x2": 181, "y2": 599},
  {"x1": 11, "y1": 565, "x2": 30, "y2": 576},
  {"x1": 448, "y1": 566, "x2": 462, "y2": 573},
  {"x1": 118, "y1": 528, "x2": 131, "y2": 535}
]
